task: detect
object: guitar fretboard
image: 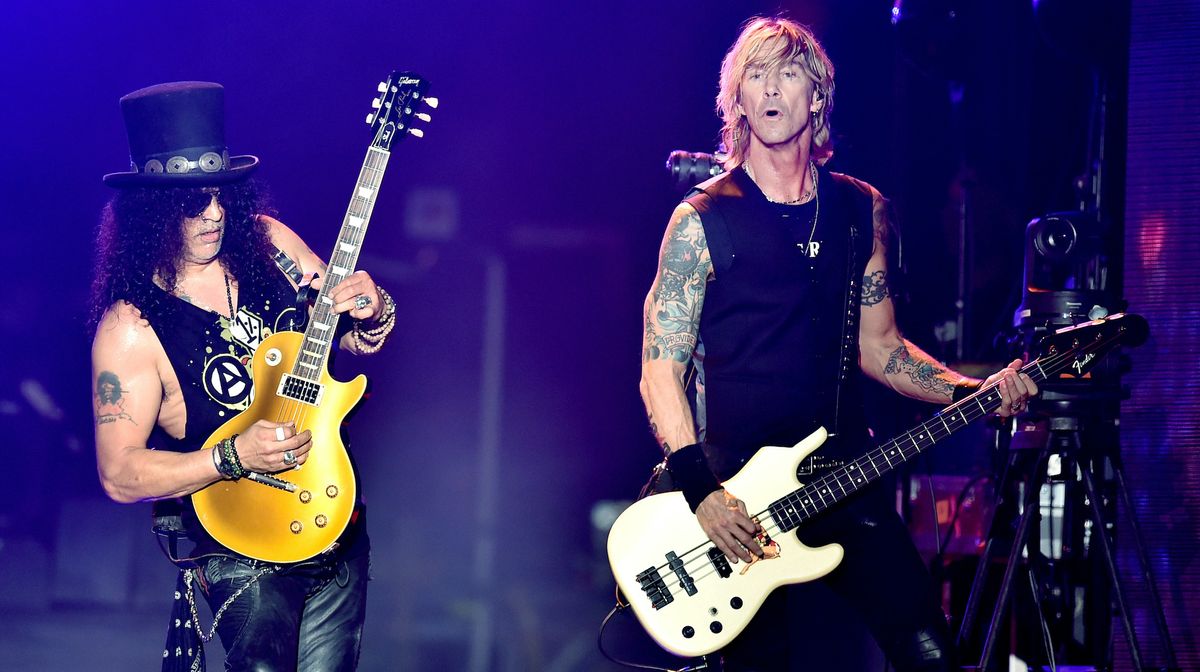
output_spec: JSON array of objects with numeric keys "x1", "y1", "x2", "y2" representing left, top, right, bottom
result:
[
  {"x1": 765, "y1": 332, "x2": 1117, "y2": 532},
  {"x1": 291, "y1": 147, "x2": 390, "y2": 379}
]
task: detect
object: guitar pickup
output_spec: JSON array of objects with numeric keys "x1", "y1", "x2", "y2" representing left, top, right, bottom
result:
[
  {"x1": 708, "y1": 547, "x2": 732, "y2": 578},
  {"x1": 636, "y1": 566, "x2": 674, "y2": 610},
  {"x1": 277, "y1": 374, "x2": 325, "y2": 406},
  {"x1": 666, "y1": 551, "x2": 697, "y2": 596}
]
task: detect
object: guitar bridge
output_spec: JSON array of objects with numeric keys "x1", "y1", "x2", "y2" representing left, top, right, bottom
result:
[
  {"x1": 277, "y1": 374, "x2": 325, "y2": 406},
  {"x1": 636, "y1": 567, "x2": 674, "y2": 609}
]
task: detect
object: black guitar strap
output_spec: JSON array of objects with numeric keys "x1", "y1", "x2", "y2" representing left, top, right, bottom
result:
[
  {"x1": 829, "y1": 173, "x2": 868, "y2": 440},
  {"x1": 271, "y1": 246, "x2": 305, "y2": 285}
]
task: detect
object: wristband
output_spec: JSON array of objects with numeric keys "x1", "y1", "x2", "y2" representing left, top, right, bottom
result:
[
  {"x1": 666, "y1": 443, "x2": 722, "y2": 513},
  {"x1": 952, "y1": 378, "x2": 982, "y2": 403}
]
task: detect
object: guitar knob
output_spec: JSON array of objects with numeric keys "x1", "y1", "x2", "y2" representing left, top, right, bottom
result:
[
  {"x1": 290, "y1": 521, "x2": 303, "y2": 534},
  {"x1": 416, "y1": 112, "x2": 432, "y2": 122},
  {"x1": 408, "y1": 128, "x2": 425, "y2": 138},
  {"x1": 709, "y1": 621, "x2": 723, "y2": 634},
  {"x1": 423, "y1": 96, "x2": 440, "y2": 109},
  {"x1": 315, "y1": 514, "x2": 328, "y2": 528},
  {"x1": 326, "y1": 485, "x2": 339, "y2": 498},
  {"x1": 682, "y1": 626, "x2": 695, "y2": 639},
  {"x1": 298, "y1": 490, "x2": 312, "y2": 503},
  {"x1": 372, "y1": 98, "x2": 382, "y2": 109},
  {"x1": 377, "y1": 82, "x2": 387, "y2": 92},
  {"x1": 366, "y1": 113, "x2": 376, "y2": 125}
]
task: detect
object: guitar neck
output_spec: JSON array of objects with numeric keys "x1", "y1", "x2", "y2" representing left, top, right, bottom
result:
[
  {"x1": 768, "y1": 351, "x2": 1075, "y2": 533},
  {"x1": 291, "y1": 146, "x2": 391, "y2": 378}
]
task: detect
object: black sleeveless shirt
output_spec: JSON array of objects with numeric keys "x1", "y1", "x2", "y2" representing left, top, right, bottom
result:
[
  {"x1": 685, "y1": 165, "x2": 875, "y2": 481},
  {"x1": 142, "y1": 267, "x2": 309, "y2": 554}
]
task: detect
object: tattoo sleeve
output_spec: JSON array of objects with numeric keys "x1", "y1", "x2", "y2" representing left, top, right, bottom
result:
[
  {"x1": 94, "y1": 370, "x2": 137, "y2": 426},
  {"x1": 861, "y1": 270, "x2": 889, "y2": 306},
  {"x1": 882, "y1": 343, "x2": 955, "y2": 398},
  {"x1": 643, "y1": 209, "x2": 712, "y2": 364}
]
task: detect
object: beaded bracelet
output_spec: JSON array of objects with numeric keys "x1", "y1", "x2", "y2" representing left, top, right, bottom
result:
[
  {"x1": 352, "y1": 287, "x2": 396, "y2": 354},
  {"x1": 215, "y1": 435, "x2": 244, "y2": 480}
]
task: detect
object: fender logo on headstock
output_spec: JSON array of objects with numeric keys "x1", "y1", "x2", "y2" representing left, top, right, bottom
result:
[{"x1": 1071, "y1": 352, "x2": 1096, "y2": 375}]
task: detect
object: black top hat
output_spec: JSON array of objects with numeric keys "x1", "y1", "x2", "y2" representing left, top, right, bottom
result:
[{"x1": 103, "y1": 81, "x2": 259, "y2": 188}]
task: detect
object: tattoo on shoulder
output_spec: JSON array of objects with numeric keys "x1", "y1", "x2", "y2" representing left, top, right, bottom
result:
[
  {"x1": 882, "y1": 344, "x2": 953, "y2": 396},
  {"x1": 644, "y1": 210, "x2": 711, "y2": 363},
  {"x1": 861, "y1": 270, "x2": 890, "y2": 306},
  {"x1": 95, "y1": 370, "x2": 137, "y2": 426}
]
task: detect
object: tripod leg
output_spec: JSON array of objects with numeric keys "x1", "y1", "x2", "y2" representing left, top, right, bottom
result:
[
  {"x1": 957, "y1": 448, "x2": 1024, "y2": 649},
  {"x1": 978, "y1": 449, "x2": 1052, "y2": 670},
  {"x1": 1078, "y1": 456, "x2": 1144, "y2": 671},
  {"x1": 1110, "y1": 453, "x2": 1179, "y2": 669}
]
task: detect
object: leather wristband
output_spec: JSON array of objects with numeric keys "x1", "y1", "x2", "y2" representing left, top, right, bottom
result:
[
  {"x1": 952, "y1": 378, "x2": 982, "y2": 403},
  {"x1": 666, "y1": 443, "x2": 722, "y2": 513}
]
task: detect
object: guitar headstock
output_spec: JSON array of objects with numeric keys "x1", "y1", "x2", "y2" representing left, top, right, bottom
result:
[
  {"x1": 366, "y1": 71, "x2": 437, "y2": 151},
  {"x1": 1039, "y1": 312, "x2": 1149, "y2": 378}
]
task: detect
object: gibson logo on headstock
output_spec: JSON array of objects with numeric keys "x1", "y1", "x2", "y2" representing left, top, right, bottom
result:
[{"x1": 397, "y1": 76, "x2": 422, "y2": 85}]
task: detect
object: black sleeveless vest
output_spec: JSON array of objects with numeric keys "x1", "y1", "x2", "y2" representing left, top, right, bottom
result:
[
  {"x1": 685, "y1": 166, "x2": 875, "y2": 481},
  {"x1": 142, "y1": 267, "x2": 304, "y2": 553}
]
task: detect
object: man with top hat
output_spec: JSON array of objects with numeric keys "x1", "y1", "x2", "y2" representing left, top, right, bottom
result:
[
  {"x1": 90, "y1": 81, "x2": 389, "y2": 671},
  {"x1": 639, "y1": 17, "x2": 1037, "y2": 670}
]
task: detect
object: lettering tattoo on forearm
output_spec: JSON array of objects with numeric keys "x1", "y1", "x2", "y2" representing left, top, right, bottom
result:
[
  {"x1": 95, "y1": 370, "x2": 137, "y2": 426},
  {"x1": 861, "y1": 270, "x2": 889, "y2": 306},
  {"x1": 644, "y1": 211, "x2": 711, "y2": 363},
  {"x1": 882, "y1": 343, "x2": 955, "y2": 397}
]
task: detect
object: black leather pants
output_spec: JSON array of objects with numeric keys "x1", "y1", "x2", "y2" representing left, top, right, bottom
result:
[
  {"x1": 721, "y1": 489, "x2": 954, "y2": 672},
  {"x1": 199, "y1": 549, "x2": 369, "y2": 672}
]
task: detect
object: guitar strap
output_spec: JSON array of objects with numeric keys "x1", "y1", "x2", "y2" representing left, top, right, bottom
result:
[
  {"x1": 829, "y1": 173, "x2": 868, "y2": 441},
  {"x1": 271, "y1": 246, "x2": 305, "y2": 285}
]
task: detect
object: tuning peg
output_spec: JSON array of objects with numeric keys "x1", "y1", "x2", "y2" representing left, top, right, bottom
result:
[
  {"x1": 371, "y1": 98, "x2": 382, "y2": 109},
  {"x1": 366, "y1": 113, "x2": 376, "y2": 125},
  {"x1": 416, "y1": 112, "x2": 432, "y2": 122},
  {"x1": 423, "y1": 96, "x2": 440, "y2": 109},
  {"x1": 377, "y1": 82, "x2": 387, "y2": 92},
  {"x1": 408, "y1": 127, "x2": 425, "y2": 138}
]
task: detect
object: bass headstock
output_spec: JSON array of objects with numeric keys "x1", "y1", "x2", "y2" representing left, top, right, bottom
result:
[{"x1": 1038, "y1": 312, "x2": 1149, "y2": 378}]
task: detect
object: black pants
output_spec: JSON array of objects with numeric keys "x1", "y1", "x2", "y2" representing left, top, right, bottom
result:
[
  {"x1": 720, "y1": 491, "x2": 954, "y2": 672},
  {"x1": 199, "y1": 548, "x2": 369, "y2": 672}
]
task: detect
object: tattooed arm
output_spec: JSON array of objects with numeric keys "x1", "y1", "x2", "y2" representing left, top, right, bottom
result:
[
  {"x1": 91, "y1": 302, "x2": 226, "y2": 502},
  {"x1": 639, "y1": 203, "x2": 713, "y2": 453},
  {"x1": 857, "y1": 189, "x2": 1037, "y2": 411},
  {"x1": 640, "y1": 203, "x2": 765, "y2": 563}
]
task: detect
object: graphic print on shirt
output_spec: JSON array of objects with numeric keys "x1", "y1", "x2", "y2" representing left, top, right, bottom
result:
[{"x1": 202, "y1": 302, "x2": 277, "y2": 411}]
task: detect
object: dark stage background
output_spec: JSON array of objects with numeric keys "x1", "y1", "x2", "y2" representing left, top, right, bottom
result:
[{"x1": 0, "y1": 0, "x2": 1195, "y2": 670}]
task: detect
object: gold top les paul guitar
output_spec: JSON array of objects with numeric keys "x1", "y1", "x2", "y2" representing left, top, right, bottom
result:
[
  {"x1": 191, "y1": 72, "x2": 436, "y2": 563},
  {"x1": 607, "y1": 313, "x2": 1148, "y2": 658}
]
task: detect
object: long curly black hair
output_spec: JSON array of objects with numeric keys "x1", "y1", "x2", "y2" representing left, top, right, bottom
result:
[{"x1": 89, "y1": 178, "x2": 275, "y2": 332}]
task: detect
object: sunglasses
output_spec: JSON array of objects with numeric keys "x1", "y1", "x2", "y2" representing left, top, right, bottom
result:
[{"x1": 183, "y1": 187, "x2": 221, "y2": 218}]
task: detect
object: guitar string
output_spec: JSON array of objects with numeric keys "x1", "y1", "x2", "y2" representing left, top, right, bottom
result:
[
  {"x1": 269, "y1": 149, "x2": 386, "y2": 467},
  {"x1": 635, "y1": 330, "x2": 1126, "y2": 601}
]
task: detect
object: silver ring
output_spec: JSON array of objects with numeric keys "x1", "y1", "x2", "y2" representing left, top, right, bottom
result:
[
  {"x1": 283, "y1": 450, "x2": 296, "y2": 466},
  {"x1": 354, "y1": 294, "x2": 372, "y2": 310}
]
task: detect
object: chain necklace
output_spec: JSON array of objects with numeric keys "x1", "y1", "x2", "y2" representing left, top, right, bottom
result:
[
  {"x1": 744, "y1": 161, "x2": 818, "y2": 205},
  {"x1": 744, "y1": 161, "x2": 821, "y2": 257}
]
